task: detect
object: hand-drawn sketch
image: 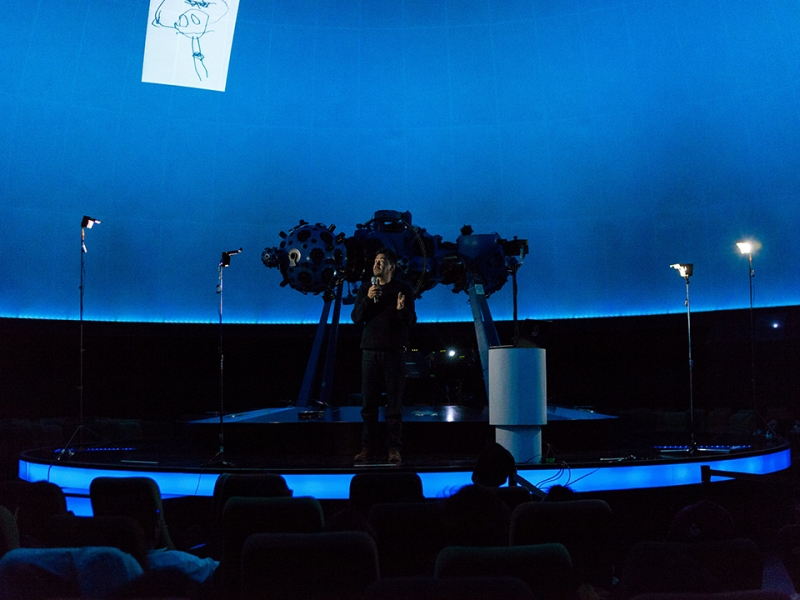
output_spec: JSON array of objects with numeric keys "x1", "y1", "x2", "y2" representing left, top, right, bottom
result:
[
  {"x1": 142, "y1": 0, "x2": 239, "y2": 92},
  {"x1": 151, "y1": 0, "x2": 230, "y2": 82}
]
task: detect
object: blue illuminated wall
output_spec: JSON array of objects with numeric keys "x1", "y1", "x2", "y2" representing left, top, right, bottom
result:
[{"x1": 2, "y1": 0, "x2": 799, "y2": 324}]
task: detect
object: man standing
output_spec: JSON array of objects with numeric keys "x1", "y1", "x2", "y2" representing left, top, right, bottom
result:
[{"x1": 351, "y1": 248, "x2": 417, "y2": 463}]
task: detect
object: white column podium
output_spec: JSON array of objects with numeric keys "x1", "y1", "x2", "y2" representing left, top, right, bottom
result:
[{"x1": 488, "y1": 346, "x2": 547, "y2": 463}]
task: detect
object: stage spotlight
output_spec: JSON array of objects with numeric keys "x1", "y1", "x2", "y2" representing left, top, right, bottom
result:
[
  {"x1": 81, "y1": 216, "x2": 101, "y2": 229},
  {"x1": 736, "y1": 240, "x2": 761, "y2": 256},
  {"x1": 447, "y1": 349, "x2": 456, "y2": 358},
  {"x1": 669, "y1": 263, "x2": 693, "y2": 279}
]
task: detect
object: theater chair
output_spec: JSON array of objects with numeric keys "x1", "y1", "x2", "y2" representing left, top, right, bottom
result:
[
  {"x1": 221, "y1": 495, "x2": 325, "y2": 594},
  {"x1": 349, "y1": 471, "x2": 424, "y2": 516},
  {"x1": 368, "y1": 500, "x2": 447, "y2": 577},
  {"x1": 509, "y1": 498, "x2": 614, "y2": 589},
  {"x1": 89, "y1": 476, "x2": 175, "y2": 551},
  {"x1": 362, "y1": 575, "x2": 536, "y2": 599},
  {"x1": 435, "y1": 542, "x2": 574, "y2": 600},
  {"x1": 616, "y1": 539, "x2": 763, "y2": 599},
  {"x1": 239, "y1": 530, "x2": 379, "y2": 600}
]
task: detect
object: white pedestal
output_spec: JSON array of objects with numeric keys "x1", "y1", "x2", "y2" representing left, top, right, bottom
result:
[{"x1": 488, "y1": 346, "x2": 547, "y2": 464}]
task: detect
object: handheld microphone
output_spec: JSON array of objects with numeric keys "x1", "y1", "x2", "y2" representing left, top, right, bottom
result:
[{"x1": 371, "y1": 276, "x2": 380, "y2": 303}]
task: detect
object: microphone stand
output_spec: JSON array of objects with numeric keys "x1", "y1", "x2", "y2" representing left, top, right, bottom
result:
[
  {"x1": 665, "y1": 263, "x2": 697, "y2": 456},
  {"x1": 746, "y1": 251, "x2": 756, "y2": 413},
  {"x1": 208, "y1": 248, "x2": 241, "y2": 467},
  {"x1": 681, "y1": 270, "x2": 697, "y2": 454},
  {"x1": 59, "y1": 217, "x2": 102, "y2": 460}
]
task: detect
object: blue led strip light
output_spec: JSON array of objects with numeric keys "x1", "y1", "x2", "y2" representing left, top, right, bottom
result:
[{"x1": 19, "y1": 448, "x2": 791, "y2": 517}]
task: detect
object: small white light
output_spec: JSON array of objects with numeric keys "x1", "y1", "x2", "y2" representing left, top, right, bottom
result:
[
  {"x1": 447, "y1": 349, "x2": 456, "y2": 358},
  {"x1": 772, "y1": 322, "x2": 779, "y2": 329},
  {"x1": 736, "y1": 242, "x2": 752, "y2": 255}
]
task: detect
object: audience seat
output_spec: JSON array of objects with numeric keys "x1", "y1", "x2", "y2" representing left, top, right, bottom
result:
[
  {"x1": 510, "y1": 498, "x2": 614, "y2": 588},
  {"x1": 435, "y1": 542, "x2": 573, "y2": 600},
  {"x1": 616, "y1": 539, "x2": 763, "y2": 599},
  {"x1": 36, "y1": 514, "x2": 149, "y2": 570},
  {"x1": 221, "y1": 495, "x2": 324, "y2": 593},
  {"x1": 362, "y1": 575, "x2": 536, "y2": 599},
  {"x1": 491, "y1": 485, "x2": 533, "y2": 511},
  {"x1": 0, "y1": 505, "x2": 19, "y2": 559},
  {"x1": 368, "y1": 500, "x2": 447, "y2": 577},
  {"x1": 211, "y1": 473, "x2": 292, "y2": 530},
  {"x1": 349, "y1": 471, "x2": 424, "y2": 516},
  {"x1": 89, "y1": 476, "x2": 175, "y2": 550},
  {"x1": 776, "y1": 524, "x2": 800, "y2": 592},
  {"x1": 239, "y1": 530, "x2": 378, "y2": 600},
  {"x1": 209, "y1": 472, "x2": 292, "y2": 556},
  {"x1": 630, "y1": 593, "x2": 791, "y2": 600}
]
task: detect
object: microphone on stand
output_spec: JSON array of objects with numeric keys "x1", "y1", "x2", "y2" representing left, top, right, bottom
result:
[{"x1": 371, "y1": 276, "x2": 380, "y2": 303}]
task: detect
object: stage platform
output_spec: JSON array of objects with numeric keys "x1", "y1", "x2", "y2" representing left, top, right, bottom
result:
[{"x1": 17, "y1": 403, "x2": 793, "y2": 518}]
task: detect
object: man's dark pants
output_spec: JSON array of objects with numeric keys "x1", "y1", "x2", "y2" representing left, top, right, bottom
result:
[{"x1": 360, "y1": 349, "x2": 406, "y2": 451}]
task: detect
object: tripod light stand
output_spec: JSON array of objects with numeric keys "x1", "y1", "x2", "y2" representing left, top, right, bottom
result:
[
  {"x1": 736, "y1": 241, "x2": 758, "y2": 412},
  {"x1": 58, "y1": 216, "x2": 102, "y2": 460},
  {"x1": 670, "y1": 262, "x2": 697, "y2": 454},
  {"x1": 209, "y1": 247, "x2": 242, "y2": 467}
]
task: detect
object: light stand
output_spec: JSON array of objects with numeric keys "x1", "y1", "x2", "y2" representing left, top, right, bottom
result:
[
  {"x1": 58, "y1": 216, "x2": 102, "y2": 460},
  {"x1": 208, "y1": 247, "x2": 242, "y2": 467},
  {"x1": 670, "y1": 263, "x2": 697, "y2": 454},
  {"x1": 736, "y1": 241, "x2": 757, "y2": 412}
]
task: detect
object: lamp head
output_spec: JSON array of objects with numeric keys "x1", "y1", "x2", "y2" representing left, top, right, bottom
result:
[
  {"x1": 736, "y1": 239, "x2": 761, "y2": 255},
  {"x1": 81, "y1": 216, "x2": 101, "y2": 229},
  {"x1": 670, "y1": 263, "x2": 693, "y2": 279},
  {"x1": 220, "y1": 247, "x2": 243, "y2": 267}
]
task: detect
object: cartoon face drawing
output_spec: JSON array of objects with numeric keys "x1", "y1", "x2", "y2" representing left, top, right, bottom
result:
[{"x1": 151, "y1": 0, "x2": 230, "y2": 81}]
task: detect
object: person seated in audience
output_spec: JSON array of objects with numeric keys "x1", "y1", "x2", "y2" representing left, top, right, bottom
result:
[
  {"x1": 139, "y1": 498, "x2": 220, "y2": 585},
  {"x1": 15, "y1": 481, "x2": 72, "y2": 547},
  {"x1": 542, "y1": 484, "x2": 577, "y2": 501},
  {"x1": 666, "y1": 499, "x2": 735, "y2": 542},
  {"x1": 471, "y1": 442, "x2": 517, "y2": 487},
  {"x1": 443, "y1": 484, "x2": 510, "y2": 547}
]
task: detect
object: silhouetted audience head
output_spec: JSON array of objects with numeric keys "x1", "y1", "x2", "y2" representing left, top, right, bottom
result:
[
  {"x1": 443, "y1": 484, "x2": 510, "y2": 547},
  {"x1": 542, "y1": 484, "x2": 577, "y2": 502},
  {"x1": 471, "y1": 442, "x2": 517, "y2": 487},
  {"x1": 666, "y1": 499, "x2": 735, "y2": 542},
  {"x1": 16, "y1": 481, "x2": 70, "y2": 546}
]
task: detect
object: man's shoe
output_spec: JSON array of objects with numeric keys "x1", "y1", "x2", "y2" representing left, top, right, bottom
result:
[
  {"x1": 354, "y1": 448, "x2": 371, "y2": 462},
  {"x1": 388, "y1": 449, "x2": 402, "y2": 463}
]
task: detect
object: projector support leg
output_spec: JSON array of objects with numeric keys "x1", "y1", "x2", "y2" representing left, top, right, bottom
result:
[
  {"x1": 318, "y1": 283, "x2": 343, "y2": 408},
  {"x1": 468, "y1": 281, "x2": 501, "y2": 400},
  {"x1": 297, "y1": 296, "x2": 333, "y2": 408},
  {"x1": 297, "y1": 283, "x2": 343, "y2": 409}
]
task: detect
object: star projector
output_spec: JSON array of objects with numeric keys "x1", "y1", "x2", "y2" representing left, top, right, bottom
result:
[
  {"x1": 261, "y1": 221, "x2": 347, "y2": 295},
  {"x1": 261, "y1": 209, "x2": 527, "y2": 300},
  {"x1": 261, "y1": 209, "x2": 529, "y2": 409}
]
